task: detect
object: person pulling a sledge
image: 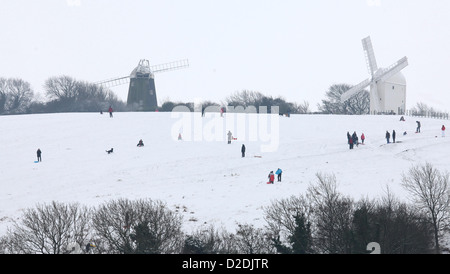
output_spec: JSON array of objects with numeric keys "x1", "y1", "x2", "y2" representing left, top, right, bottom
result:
[
  {"x1": 37, "y1": 148, "x2": 42, "y2": 162},
  {"x1": 227, "y1": 131, "x2": 233, "y2": 144}
]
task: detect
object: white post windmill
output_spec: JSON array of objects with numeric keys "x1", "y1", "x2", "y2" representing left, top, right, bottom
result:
[{"x1": 340, "y1": 36, "x2": 408, "y2": 114}]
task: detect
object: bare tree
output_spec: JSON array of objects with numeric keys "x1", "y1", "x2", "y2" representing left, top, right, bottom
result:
[
  {"x1": 2, "y1": 202, "x2": 91, "y2": 254},
  {"x1": 234, "y1": 223, "x2": 275, "y2": 254},
  {"x1": 410, "y1": 102, "x2": 436, "y2": 116},
  {"x1": 91, "y1": 198, "x2": 184, "y2": 254},
  {"x1": 401, "y1": 163, "x2": 450, "y2": 253},
  {"x1": 182, "y1": 225, "x2": 238, "y2": 254},
  {"x1": 307, "y1": 173, "x2": 354, "y2": 253},
  {"x1": 318, "y1": 84, "x2": 369, "y2": 114},
  {"x1": 295, "y1": 100, "x2": 311, "y2": 114},
  {"x1": 0, "y1": 78, "x2": 34, "y2": 114},
  {"x1": 225, "y1": 90, "x2": 265, "y2": 108},
  {"x1": 264, "y1": 194, "x2": 314, "y2": 244},
  {"x1": 0, "y1": 78, "x2": 7, "y2": 113},
  {"x1": 6, "y1": 78, "x2": 34, "y2": 114},
  {"x1": 44, "y1": 75, "x2": 79, "y2": 101}
]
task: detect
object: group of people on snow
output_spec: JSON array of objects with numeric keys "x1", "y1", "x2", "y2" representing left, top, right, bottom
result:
[
  {"x1": 347, "y1": 131, "x2": 365, "y2": 149},
  {"x1": 267, "y1": 168, "x2": 282, "y2": 184},
  {"x1": 385, "y1": 130, "x2": 396, "y2": 144},
  {"x1": 345, "y1": 118, "x2": 446, "y2": 149}
]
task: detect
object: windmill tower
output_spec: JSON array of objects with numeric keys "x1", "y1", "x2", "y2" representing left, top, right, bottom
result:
[
  {"x1": 96, "y1": 59, "x2": 189, "y2": 111},
  {"x1": 340, "y1": 36, "x2": 408, "y2": 114}
]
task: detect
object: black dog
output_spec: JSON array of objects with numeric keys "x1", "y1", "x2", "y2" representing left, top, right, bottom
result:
[{"x1": 106, "y1": 148, "x2": 113, "y2": 154}]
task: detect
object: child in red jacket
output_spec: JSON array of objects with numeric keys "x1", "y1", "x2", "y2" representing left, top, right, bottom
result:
[{"x1": 268, "y1": 171, "x2": 275, "y2": 184}]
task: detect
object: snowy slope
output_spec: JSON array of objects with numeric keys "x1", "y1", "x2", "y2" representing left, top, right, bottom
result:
[{"x1": 1, "y1": 112, "x2": 449, "y2": 236}]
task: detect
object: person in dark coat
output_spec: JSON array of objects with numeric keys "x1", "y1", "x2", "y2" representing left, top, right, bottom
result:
[
  {"x1": 352, "y1": 131, "x2": 359, "y2": 147},
  {"x1": 137, "y1": 139, "x2": 144, "y2": 147},
  {"x1": 241, "y1": 144, "x2": 246, "y2": 157},
  {"x1": 37, "y1": 148, "x2": 42, "y2": 162},
  {"x1": 416, "y1": 121, "x2": 421, "y2": 133},
  {"x1": 386, "y1": 131, "x2": 390, "y2": 144},
  {"x1": 349, "y1": 136, "x2": 353, "y2": 149},
  {"x1": 392, "y1": 130, "x2": 396, "y2": 143}
]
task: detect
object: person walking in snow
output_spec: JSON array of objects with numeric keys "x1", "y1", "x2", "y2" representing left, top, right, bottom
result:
[
  {"x1": 36, "y1": 148, "x2": 42, "y2": 162},
  {"x1": 347, "y1": 132, "x2": 351, "y2": 145},
  {"x1": 227, "y1": 131, "x2": 233, "y2": 144},
  {"x1": 276, "y1": 168, "x2": 282, "y2": 182},
  {"x1": 352, "y1": 131, "x2": 359, "y2": 147},
  {"x1": 442, "y1": 125, "x2": 446, "y2": 137},
  {"x1": 268, "y1": 171, "x2": 275, "y2": 184},
  {"x1": 349, "y1": 136, "x2": 354, "y2": 150},
  {"x1": 392, "y1": 130, "x2": 396, "y2": 143},
  {"x1": 386, "y1": 131, "x2": 391, "y2": 144},
  {"x1": 361, "y1": 133, "x2": 365, "y2": 144},
  {"x1": 109, "y1": 106, "x2": 113, "y2": 118},
  {"x1": 416, "y1": 121, "x2": 421, "y2": 133},
  {"x1": 241, "y1": 144, "x2": 246, "y2": 157}
]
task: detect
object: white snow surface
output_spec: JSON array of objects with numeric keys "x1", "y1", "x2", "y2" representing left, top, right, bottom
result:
[{"x1": 0, "y1": 112, "x2": 449, "y2": 236}]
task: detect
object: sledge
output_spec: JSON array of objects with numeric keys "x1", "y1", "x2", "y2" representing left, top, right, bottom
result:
[
  {"x1": 254, "y1": 155, "x2": 262, "y2": 158},
  {"x1": 233, "y1": 137, "x2": 237, "y2": 140},
  {"x1": 34, "y1": 161, "x2": 39, "y2": 163},
  {"x1": 266, "y1": 182, "x2": 273, "y2": 184}
]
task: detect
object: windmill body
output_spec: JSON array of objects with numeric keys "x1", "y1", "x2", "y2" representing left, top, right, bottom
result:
[
  {"x1": 371, "y1": 71, "x2": 407, "y2": 115},
  {"x1": 127, "y1": 60, "x2": 158, "y2": 111},
  {"x1": 96, "y1": 59, "x2": 189, "y2": 111},
  {"x1": 341, "y1": 36, "x2": 408, "y2": 115}
]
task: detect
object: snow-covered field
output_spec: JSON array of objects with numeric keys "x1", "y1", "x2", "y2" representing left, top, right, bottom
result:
[{"x1": 1, "y1": 112, "x2": 449, "y2": 236}]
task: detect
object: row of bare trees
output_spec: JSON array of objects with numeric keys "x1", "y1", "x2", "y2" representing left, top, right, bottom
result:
[
  {"x1": 0, "y1": 76, "x2": 125, "y2": 115},
  {"x1": 159, "y1": 90, "x2": 311, "y2": 115},
  {"x1": 1, "y1": 163, "x2": 449, "y2": 254}
]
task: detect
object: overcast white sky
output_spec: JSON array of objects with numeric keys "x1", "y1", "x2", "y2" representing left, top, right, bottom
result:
[{"x1": 1, "y1": 0, "x2": 449, "y2": 111}]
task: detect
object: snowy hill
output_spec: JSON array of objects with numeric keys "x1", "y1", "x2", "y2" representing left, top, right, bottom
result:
[{"x1": 1, "y1": 112, "x2": 449, "y2": 236}]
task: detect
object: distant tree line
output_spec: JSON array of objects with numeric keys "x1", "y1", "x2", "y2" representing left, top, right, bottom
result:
[
  {"x1": 0, "y1": 76, "x2": 441, "y2": 117},
  {"x1": 0, "y1": 76, "x2": 125, "y2": 115},
  {"x1": 159, "y1": 90, "x2": 311, "y2": 115},
  {"x1": 1, "y1": 163, "x2": 449, "y2": 254}
]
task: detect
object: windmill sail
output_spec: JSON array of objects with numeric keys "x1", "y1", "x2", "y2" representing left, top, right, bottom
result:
[
  {"x1": 376, "y1": 57, "x2": 408, "y2": 83},
  {"x1": 151, "y1": 59, "x2": 189, "y2": 73},
  {"x1": 362, "y1": 36, "x2": 378, "y2": 77},
  {"x1": 95, "y1": 76, "x2": 130, "y2": 88},
  {"x1": 340, "y1": 78, "x2": 371, "y2": 102}
]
